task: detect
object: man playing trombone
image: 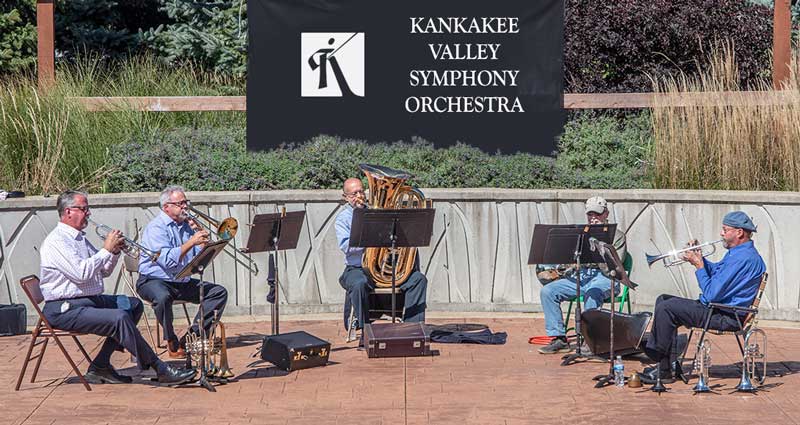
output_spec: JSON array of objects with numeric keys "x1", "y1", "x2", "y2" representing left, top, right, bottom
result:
[
  {"x1": 137, "y1": 185, "x2": 228, "y2": 358},
  {"x1": 639, "y1": 211, "x2": 766, "y2": 384},
  {"x1": 39, "y1": 190, "x2": 196, "y2": 385}
]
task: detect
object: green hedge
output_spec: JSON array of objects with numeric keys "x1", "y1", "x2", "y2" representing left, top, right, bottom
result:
[{"x1": 106, "y1": 112, "x2": 652, "y2": 192}]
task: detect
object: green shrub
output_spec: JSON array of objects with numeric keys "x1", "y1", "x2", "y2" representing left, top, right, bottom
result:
[{"x1": 555, "y1": 111, "x2": 652, "y2": 189}]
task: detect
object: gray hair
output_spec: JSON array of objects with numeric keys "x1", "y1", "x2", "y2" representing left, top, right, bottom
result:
[
  {"x1": 159, "y1": 185, "x2": 186, "y2": 208},
  {"x1": 56, "y1": 190, "x2": 88, "y2": 217}
]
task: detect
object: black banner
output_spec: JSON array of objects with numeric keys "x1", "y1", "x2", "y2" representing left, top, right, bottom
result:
[{"x1": 248, "y1": 0, "x2": 565, "y2": 154}]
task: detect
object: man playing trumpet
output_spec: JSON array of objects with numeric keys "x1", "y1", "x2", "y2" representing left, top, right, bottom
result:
[
  {"x1": 137, "y1": 185, "x2": 228, "y2": 358},
  {"x1": 639, "y1": 211, "x2": 766, "y2": 383}
]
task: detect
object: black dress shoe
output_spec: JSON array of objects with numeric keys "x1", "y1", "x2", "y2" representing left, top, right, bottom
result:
[
  {"x1": 157, "y1": 364, "x2": 197, "y2": 385},
  {"x1": 638, "y1": 367, "x2": 675, "y2": 385},
  {"x1": 85, "y1": 366, "x2": 133, "y2": 384}
]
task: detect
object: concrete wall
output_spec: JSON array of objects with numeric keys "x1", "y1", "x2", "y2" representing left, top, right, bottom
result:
[{"x1": 2, "y1": 189, "x2": 798, "y2": 321}]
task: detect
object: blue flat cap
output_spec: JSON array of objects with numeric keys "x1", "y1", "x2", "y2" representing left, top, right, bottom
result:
[{"x1": 723, "y1": 211, "x2": 757, "y2": 232}]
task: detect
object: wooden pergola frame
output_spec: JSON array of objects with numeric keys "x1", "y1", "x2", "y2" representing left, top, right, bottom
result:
[{"x1": 35, "y1": 0, "x2": 794, "y2": 109}]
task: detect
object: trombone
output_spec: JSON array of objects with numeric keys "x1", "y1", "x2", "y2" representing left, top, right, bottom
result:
[
  {"x1": 183, "y1": 203, "x2": 259, "y2": 275},
  {"x1": 87, "y1": 218, "x2": 161, "y2": 262},
  {"x1": 645, "y1": 239, "x2": 723, "y2": 268}
]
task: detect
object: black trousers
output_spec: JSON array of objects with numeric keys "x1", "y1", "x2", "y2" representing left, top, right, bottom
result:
[
  {"x1": 136, "y1": 276, "x2": 228, "y2": 342},
  {"x1": 645, "y1": 294, "x2": 744, "y2": 365},
  {"x1": 339, "y1": 265, "x2": 427, "y2": 329},
  {"x1": 42, "y1": 295, "x2": 159, "y2": 370}
]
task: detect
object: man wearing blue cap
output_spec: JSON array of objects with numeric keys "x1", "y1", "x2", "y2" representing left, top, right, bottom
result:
[{"x1": 639, "y1": 211, "x2": 766, "y2": 384}]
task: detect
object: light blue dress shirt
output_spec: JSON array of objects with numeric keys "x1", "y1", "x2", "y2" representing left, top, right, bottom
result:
[
  {"x1": 335, "y1": 204, "x2": 365, "y2": 266},
  {"x1": 138, "y1": 211, "x2": 199, "y2": 282}
]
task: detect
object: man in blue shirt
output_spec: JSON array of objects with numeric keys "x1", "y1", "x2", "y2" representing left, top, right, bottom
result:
[
  {"x1": 640, "y1": 211, "x2": 766, "y2": 384},
  {"x1": 336, "y1": 177, "x2": 427, "y2": 333},
  {"x1": 137, "y1": 185, "x2": 229, "y2": 358}
]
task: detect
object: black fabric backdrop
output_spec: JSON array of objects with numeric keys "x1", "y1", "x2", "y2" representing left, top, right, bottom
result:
[{"x1": 248, "y1": 0, "x2": 565, "y2": 154}]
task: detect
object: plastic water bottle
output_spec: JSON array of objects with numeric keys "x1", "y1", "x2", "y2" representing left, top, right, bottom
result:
[{"x1": 613, "y1": 356, "x2": 625, "y2": 387}]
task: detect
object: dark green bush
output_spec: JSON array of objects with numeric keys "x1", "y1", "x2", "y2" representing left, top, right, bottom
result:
[{"x1": 106, "y1": 111, "x2": 653, "y2": 192}]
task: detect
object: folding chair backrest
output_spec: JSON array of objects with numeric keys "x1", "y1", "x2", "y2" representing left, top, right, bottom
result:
[
  {"x1": 743, "y1": 272, "x2": 768, "y2": 327},
  {"x1": 19, "y1": 275, "x2": 46, "y2": 316}
]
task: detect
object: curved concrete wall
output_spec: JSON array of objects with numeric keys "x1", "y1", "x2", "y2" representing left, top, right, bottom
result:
[{"x1": 1, "y1": 189, "x2": 798, "y2": 321}]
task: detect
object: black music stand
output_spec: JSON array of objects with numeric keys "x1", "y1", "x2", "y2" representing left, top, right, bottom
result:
[
  {"x1": 587, "y1": 237, "x2": 638, "y2": 388},
  {"x1": 175, "y1": 239, "x2": 229, "y2": 392},
  {"x1": 350, "y1": 208, "x2": 435, "y2": 322},
  {"x1": 528, "y1": 224, "x2": 616, "y2": 366},
  {"x1": 244, "y1": 210, "x2": 305, "y2": 335}
]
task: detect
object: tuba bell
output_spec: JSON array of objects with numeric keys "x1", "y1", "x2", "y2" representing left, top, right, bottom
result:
[{"x1": 360, "y1": 164, "x2": 428, "y2": 288}]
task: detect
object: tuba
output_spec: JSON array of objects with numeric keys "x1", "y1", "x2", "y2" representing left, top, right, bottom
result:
[{"x1": 360, "y1": 164, "x2": 428, "y2": 288}]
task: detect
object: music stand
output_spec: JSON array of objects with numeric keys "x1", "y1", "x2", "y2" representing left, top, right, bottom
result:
[
  {"x1": 587, "y1": 237, "x2": 638, "y2": 388},
  {"x1": 175, "y1": 239, "x2": 229, "y2": 392},
  {"x1": 350, "y1": 208, "x2": 435, "y2": 322},
  {"x1": 527, "y1": 224, "x2": 616, "y2": 366},
  {"x1": 244, "y1": 209, "x2": 305, "y2": 335}
]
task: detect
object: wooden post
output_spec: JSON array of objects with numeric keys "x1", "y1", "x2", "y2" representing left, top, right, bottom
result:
[
  {"x1": 36, "y1": 0, "x2": 55, "y2": 89},
  {"x1": 773, "y1": 0, "x2": 792, "y2": 89}
]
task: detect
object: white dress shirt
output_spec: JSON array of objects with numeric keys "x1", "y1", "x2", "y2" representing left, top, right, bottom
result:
[{"x1": 39, "y1": 222, "x2": 119, "y2": 301}]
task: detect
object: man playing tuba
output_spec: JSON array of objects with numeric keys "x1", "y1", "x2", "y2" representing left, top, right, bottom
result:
[
  {"x1": 335, "y1": 177, "x2": 428, "y2": 335},
  {"x1": 639, "y1": 211, "x2": 766, "y2": 384}
]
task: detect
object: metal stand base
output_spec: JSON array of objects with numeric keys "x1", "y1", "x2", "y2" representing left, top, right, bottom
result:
[
  {"x1": 560, "y1": 351, "x2": 607, "y2": 366},
  {"x1": 593, "y1": 373, "x2": 624, "y2": 388}
]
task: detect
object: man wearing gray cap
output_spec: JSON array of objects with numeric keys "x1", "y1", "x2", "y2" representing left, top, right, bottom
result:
[
  {"x1": 537, "y1": 196, "x2": 627, "y2": 354},
  {"x1": 639, "y1": 211, "x2": 766, "y2": 384}
]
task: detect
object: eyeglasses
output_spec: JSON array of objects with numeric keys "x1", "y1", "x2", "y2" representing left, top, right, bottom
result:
[
  {"x1": 344, "y1": 190, "x2": 365, "y2": 197},
  {"x1": 165, "y1": 200, "x2": 190, "y2": 207},
  {"x1": 68, "y1": 205, "x2": 90, "y2": 213}
]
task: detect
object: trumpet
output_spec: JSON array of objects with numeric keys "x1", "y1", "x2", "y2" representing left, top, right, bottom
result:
[
  {"x1": 692, "y1": 339, "x2": 712, "y2": 393},
  {"x1": 182, "y1": 203, "x2": 259, "y2": 275},
  {"x1": 645, "y1": 239, "x2": 723, "y2": 268},
  {"x1": 736, "y1": 326, "x2": 767, "y2": 392},
  {"x1": 88, "y1": 218, "x2": 161, "y2": 262}
]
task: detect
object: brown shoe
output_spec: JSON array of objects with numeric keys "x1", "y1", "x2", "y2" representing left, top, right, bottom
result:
[{"x1": 167, "y1": 340, "x2": 186, "y2": 359}]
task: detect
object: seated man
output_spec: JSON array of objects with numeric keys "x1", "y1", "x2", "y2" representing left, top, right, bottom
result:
[
  {"x1": 39, "y1": 190, "x2": 196, "y2": 385},
  {"x1": 137, "y1": 185, "x2": 228, "y2": 358},
  {"x1": 639, "y1": 211, "x2": 766, "y2": 383},
  {"x1": 538, "y1": 196, "x2": 627, "y2": 354},
  {"x1": 335, "y1": 177, "x2": 427, "y2": 331}
]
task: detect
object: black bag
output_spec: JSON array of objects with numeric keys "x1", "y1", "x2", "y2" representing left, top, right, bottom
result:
[
  {"x1": 0, "y1": 303, "x2": 26, "y2": 336},
  {"x1": 260, "y1": 331, "x2": 330, "y2": 372}
]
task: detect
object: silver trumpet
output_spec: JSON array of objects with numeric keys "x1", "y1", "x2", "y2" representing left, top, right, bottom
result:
[
  {"x1": 88, "y1": 218, "x2": 160, "y2": 262},
  {"x1": 645, "y1": 239, "x2": 723, "y2": 268},
  {"x1": 692, "y1": 339, "x2": 712, "y2": 393},
  {"x1": 736, "y1": 326, "x2": 767, "y2": 392}
]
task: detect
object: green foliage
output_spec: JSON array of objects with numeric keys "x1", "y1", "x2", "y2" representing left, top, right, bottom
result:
[
  {"x1": 142, "y1": 0, "x2": 247, "y2": 77},
  {"x1": 555, "y1": 112, "x2": 653, "y2": 189},
  {"x1": 0, "y1": 1, "x2": 36, "y2": 74}
]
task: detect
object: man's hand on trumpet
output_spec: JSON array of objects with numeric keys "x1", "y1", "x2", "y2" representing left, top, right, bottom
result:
[
  {"x1": 102, "y1": 229, "x2": 125, "y2": 255},
  {"x1": 680, "y1": 239, "x2": 704, "y2": 269}
]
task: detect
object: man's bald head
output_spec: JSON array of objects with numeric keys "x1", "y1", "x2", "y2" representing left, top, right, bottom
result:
[{"x1": 342, "y1": 178, "x2": 366, "y2": 208}]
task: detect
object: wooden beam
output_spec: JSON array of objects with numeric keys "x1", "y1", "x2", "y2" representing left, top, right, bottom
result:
[
  {"x1": 36, "y1": 0, "x2": 55, "y2": 89},
  {"x1": 74, "y1": 92, "x2": 799, "y2": 112},
  {"x1": 773, "y1": 0, "x2": 792, "y2": 89}
]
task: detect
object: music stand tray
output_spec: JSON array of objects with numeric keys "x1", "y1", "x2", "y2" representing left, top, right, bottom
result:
[
  {"x1": 245, "y1": 210, "x2": 305, "y2": 336},
  {"x1": 527, "y1": 224, "x2": 616, "y2": 367}
]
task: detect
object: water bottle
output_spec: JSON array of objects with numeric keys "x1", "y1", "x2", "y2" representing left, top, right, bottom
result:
[{"x1": 613, "y1": 355, "x2": 625, "y2": 387}]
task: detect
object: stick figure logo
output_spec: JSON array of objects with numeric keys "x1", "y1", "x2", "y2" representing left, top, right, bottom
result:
[{"x1": 301, "y1": 32, "x2": 365, "y2": 97}]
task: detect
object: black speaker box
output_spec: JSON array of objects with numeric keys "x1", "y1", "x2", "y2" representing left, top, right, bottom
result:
[
  {"x1": 0, "y1": 304, "x2": 26, "y2": 336},
  {"x1": 260, "y1": 331, "x2": 330, "y2": 371}
]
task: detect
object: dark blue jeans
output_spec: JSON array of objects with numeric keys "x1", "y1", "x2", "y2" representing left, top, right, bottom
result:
[{"x1": 339, "y1": 265, "x2": 427, "y2": 329}]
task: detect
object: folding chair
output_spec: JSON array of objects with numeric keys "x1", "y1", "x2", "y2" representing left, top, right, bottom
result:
[
  {"x1": 564, "y1": 252, "x2": 634, "y2": 334},
  {"x1": 345, "y1": 287, "x2": 406, "y2": 342},
  {"x1": 678, "y1": 272, "x2": 769, "y2": 383},
  {"x1": 121, "y1": 254, "x2": 191, "y2": 349},
  {"x1": 15, "y1": 275, "x2": 93, "y2": 391}
]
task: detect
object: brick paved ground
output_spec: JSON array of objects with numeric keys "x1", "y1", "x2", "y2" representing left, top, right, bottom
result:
[{"x1": 3, "y1": 315, "x2": 800, "y2": 425}]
